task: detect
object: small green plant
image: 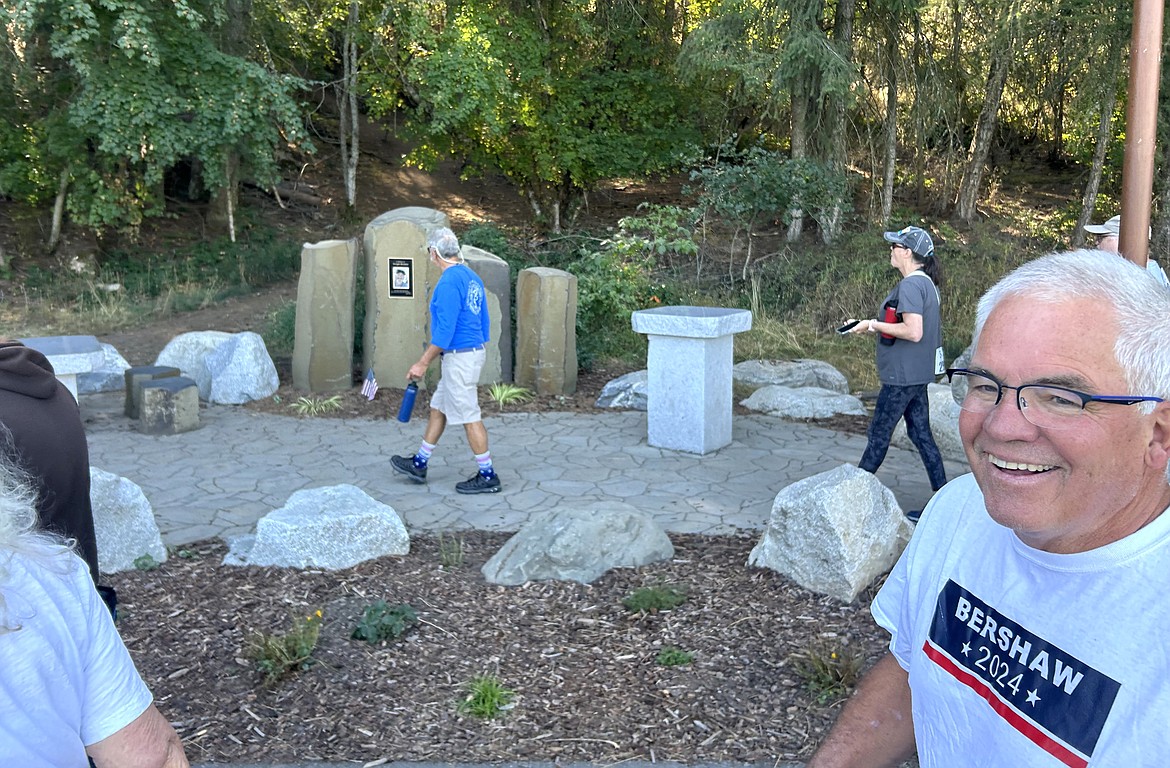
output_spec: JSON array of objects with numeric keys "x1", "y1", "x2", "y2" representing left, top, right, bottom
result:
[
  {"x1": 457, "y1": 674, "x2": 516, "y2": 719},
  {"x1": 351, "y1": 601, "x2": 419, "y2": 645},
  {"x1": 438, "y1": 533, "x2": 465, "y2": 569},
  {"x1": 487, "y1": 382, "x2": 533, "y2": 411},
  {"x1": 290, "y1": 395, "x2": 343, "y2": 416},
  {"x1": 622, "y1": 583, "x2": 688, "y2": 614},
  {"x1": 133, "y1": 553, "x2": 161, "y2": 571},
  {"x1": 656, "y1": 646, "x2": 695, "y2": 666},
  {"x1": 247, "y1": 609, "x2": 324, "y2": 686},
  {"x1": 788, "y1": 640, "x2": 864, "y2": 704}
]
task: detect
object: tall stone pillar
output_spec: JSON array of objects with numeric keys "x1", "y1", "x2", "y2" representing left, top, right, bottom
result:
[
  {"x1": 362, "y1": 208, "x2": 448, "y2": 386},
  {"x1": 463, "y1": 245, "x2": 512, "y2": 383},
  {"x1": 515, "y1": 267, "x2": 577, "y2": 395},
  {"x1": 292, "y1": 239, "x2": 358, "y2": 393}
]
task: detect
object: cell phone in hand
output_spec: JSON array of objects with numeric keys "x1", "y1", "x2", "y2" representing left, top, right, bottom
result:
[{"x1": 836, "y1": 320, "x2": 860, "y2": 334}]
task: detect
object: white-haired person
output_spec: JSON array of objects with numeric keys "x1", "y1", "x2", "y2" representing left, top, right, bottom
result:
[
  {"x1": 1083, "y1": 214, "x2": 1170, "y2": 287},
  {"x1": 0, "y1": 460, "x2": 189, "y2": 767},
  {"x1": 391, "y1": 226, "x2": 501, "y2": 494},
  {"x1": 808, "y1": 249, "x2": 1170, "y2": 767}
]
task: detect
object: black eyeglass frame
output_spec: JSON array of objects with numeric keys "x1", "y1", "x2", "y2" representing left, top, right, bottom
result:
[{"x1": 945, "y1": 367, "x2": 1164, "y2": 412}]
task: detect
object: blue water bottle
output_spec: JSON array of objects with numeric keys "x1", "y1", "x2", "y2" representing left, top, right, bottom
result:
[{"x1": 397, "y1": 381, "x2": 419, "y2": 423}]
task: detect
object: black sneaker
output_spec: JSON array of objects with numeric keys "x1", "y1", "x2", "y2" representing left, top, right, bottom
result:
[
  {"x1": 456, "y1": 471, "x2": 501, "y2": 494},
  {"x1": 391, "y1": 454, "x2": 427, "y2": 483},
  {"x1": 905, "y1": 509, "x2": 922, "y2": 524}
]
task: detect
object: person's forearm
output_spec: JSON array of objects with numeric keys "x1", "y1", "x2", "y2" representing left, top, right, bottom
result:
[
  {"x1": 805, "y1": 654, "x2": 916, "y2": 768},
  {"x1": 88, "y1": 704, "x2": 190, "y2": 768}
]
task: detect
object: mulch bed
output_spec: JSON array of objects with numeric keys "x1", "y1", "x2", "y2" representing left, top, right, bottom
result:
[{"x1": 111, "y1": 533, "x2": 890, "y2": 765}]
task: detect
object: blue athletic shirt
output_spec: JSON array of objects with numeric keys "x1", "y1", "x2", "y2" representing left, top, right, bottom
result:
[{"x1": 429, "y1": 264, "x2": 490, "y2": 350}]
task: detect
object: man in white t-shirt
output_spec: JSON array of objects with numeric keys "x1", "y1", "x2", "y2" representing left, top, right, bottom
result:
[{"x1": 806, "y1": 249, "x2": 1170, "y2": 768}]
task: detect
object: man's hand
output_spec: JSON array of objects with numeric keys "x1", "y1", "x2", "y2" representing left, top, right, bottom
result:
[{"x1": 408, "y1": 360, "x2": 429, "y2": 381}]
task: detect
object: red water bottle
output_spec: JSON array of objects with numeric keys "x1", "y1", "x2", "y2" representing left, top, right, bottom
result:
[{"x1": 879, "y1": 305, "x2": 898, "y2": 345}]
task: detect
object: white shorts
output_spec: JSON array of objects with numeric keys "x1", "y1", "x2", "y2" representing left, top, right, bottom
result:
[{"x1": 430, "y1": 348, "x2": 484, "y2": 425}]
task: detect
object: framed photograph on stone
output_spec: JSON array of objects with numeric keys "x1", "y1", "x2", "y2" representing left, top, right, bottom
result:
[{"x1": 388, "y1": 258, "x2": 413, "y2": 297}]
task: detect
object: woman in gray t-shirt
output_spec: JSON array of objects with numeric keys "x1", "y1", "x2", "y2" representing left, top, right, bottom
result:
[{"x1": 845, "y1": 226, "x2": 947, "y2": 505}]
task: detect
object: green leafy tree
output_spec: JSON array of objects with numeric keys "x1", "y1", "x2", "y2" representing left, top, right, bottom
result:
[
  {"x1": 1, "y1": 0, "x2": 310, "y2": 244},
  {"x1": 365, "y1": 0, "x2": 702, "y2": 233}
]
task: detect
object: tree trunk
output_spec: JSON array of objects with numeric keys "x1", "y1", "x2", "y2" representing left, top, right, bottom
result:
[
  {"x1": 956, "y1": 36, "x2": 1013, "y2": 223},
  {"x1": 821, "y1": 0, "x2": 855, "y2": 243},
  {"x1": 1073, "y1": 43, "x2": 1125, "y2": 249},
  {"x1": 881, "y1": 18, "x2": 899, "y2": 225},
  {"x1": 48, "y1": 165, "x2": 69, "y2": 253},
  {"x1": 339, "y1": 0, "x2": 360, "y2": 210},
  {"x1": 786, "y1": 90, "x2": 809, "y2": 242}
]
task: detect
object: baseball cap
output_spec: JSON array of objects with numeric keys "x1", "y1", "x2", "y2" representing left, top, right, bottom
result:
[
  {"x1": 1083, "y1": 215, "x2": 1121, "y2": 236},
  {"x1": 883, "y1": 226, "x2": 935, "y2": 259}
]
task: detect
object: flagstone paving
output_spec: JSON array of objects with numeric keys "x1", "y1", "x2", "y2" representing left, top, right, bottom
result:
[{"x1": 82, "y1": 393, "x2": 969, "y2": 547}]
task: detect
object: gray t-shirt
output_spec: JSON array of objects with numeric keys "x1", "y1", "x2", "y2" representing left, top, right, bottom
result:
[{"x1": 875, "y1": 271, "x2": 941, "y2": 386}]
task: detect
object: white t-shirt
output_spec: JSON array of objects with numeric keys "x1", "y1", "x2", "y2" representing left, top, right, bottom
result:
[
  {"x1": 873, "y1": 473, "x2": 1170, "y2": 768},
  {"x1": 0, "y1": 549, "x2": 152, "y2": 767},
  {"x1": 1146, "y1": 258, "x2": 1170, "y2": 288}
]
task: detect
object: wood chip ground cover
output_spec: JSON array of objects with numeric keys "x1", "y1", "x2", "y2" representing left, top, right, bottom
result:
[{"x1": 111, "y1": 532, "x2": 889, "y2": 765}]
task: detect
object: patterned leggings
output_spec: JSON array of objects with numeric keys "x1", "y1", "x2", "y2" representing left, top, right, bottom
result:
[{"x1": 859, "y1": 383, "x2": 947, "y2": 492}]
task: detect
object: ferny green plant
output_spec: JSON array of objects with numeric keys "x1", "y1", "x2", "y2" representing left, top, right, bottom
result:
[
  {"x1": 656, "y1": 646, "x2": 695, "y2": 666},
  {"x1": 247, "y1": 609, "x2": 324, "y2": 687},
  {"x1": 438, "y1": 533, "x2": 465, "y2": 569}
]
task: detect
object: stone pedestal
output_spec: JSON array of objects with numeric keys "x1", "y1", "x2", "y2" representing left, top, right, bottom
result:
[
  {"x1": 138, "y1": 376, "x2": 200, "y2": 435},
  {"x1": 462, "y1": 245, "x2": 512, "y2": 383},
  {"x1": 631, "y1": 306, "x2": 752, "y2": 455},
  {"x1": 292, "y1": 238, "x2": 358, "y2": 393},
  {"x1": 20, "y1": 335, "x2": 104, "y2": 401},
  {"x1": 515, "y1": 267, "x2": 577, "y2": 395},
  {"x1": 123, "y1": 365, "x2": 182, "y2": 419}
]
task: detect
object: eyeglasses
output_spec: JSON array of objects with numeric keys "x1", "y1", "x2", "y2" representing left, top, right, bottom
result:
[
  {"x1": 946, "y1": 368, "x2": 1163, "y2": 429},
  {"x1": 889, "y1": 243, "x2": 904, "y2": 250}
]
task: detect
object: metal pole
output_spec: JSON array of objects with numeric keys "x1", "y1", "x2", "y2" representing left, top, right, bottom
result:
[{"x1": 1118, "y1": 0, "x2": 1164, "y2": 265}]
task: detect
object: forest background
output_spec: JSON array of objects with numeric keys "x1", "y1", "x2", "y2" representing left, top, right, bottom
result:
[{"x1": 2, "y1": 0, "x2": 1167, "y2": 385}]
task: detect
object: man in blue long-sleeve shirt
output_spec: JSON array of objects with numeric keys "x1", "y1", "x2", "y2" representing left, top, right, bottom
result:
[{"x1": 391, "y1": 227, "x2": 501, "y2": 494}]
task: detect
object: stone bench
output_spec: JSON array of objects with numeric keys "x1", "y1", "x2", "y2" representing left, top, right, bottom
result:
[
  {"x1": 124, "y1": 365, "x2": 182, "y2": 419},
  {"x1": 138, "y1": 376, "x2": 200, "y2": 435},
  {"x1": 19, "y1": 335, "x2": 105, "y2": 401}
]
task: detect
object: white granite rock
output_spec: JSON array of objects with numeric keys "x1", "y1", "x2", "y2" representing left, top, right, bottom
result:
[
  {"x1": 154, "y1": 331, "x2": 233, "y2": 400},
  {"x1": 224, "y1": 484, "x2": 409, "y2": 570},
  {"x1": 733, "y1": 359, "x2": 850, "y2": 394},
  {"x1": 205, "y1": 331, "x2": 280, "y2": 405},
  {"x1": 90, "y1": 467, "x2": 167, "y2": 573},
  {"x1": 482, "y1": 504, "x2": 674, "y2": 586},
  {"x1": 740, "y1": 385, "x2": 867, "y2": 419},
  {"x1": 78, "y1": 342, "x2": 131, "y2": 394},
  {"x1": 748, "y1": 464, "x2": 911, "y2": 603},
  {"x1": 595, "y1": 369, "x2": 648, "y2": 410}
]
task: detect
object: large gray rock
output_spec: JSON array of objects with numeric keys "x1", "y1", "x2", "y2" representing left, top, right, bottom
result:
[
  {"x1": 595, "y1": 370, "x2": 648, "y2": 410},
  {"x1": 892, "y1": 383, "x2": 966, "y2": 463},
  {"x1": 482, "y1": 505, "x2": 674, "y2": 586},
  {"x1": 733, "y1": 359, "x2": 850, "y2": 394},
  {"x1": 154, "y1": 330, "x2": 233, "y2": 399},
  {"x1": 748, "y1": 464, "x2": 911, "y2": 603},
  {"x1": 205, "y1": 332, "x2": 280, "y2": 404},
  {"x1": 90, "y1": 467, "x2": 167, "y2": 574},
  {"x1": 78, "y1": 342, "x2": 131, "y2": 394},
  {"x1": 154, "y1": 331, "x2": 279, "y2": 404},
  {"x1": 740, "y1": 385, "x2": 867, "y2": 419},
  {"x1": 224, "y1": 485, "x2": 410, "y2": 570}
]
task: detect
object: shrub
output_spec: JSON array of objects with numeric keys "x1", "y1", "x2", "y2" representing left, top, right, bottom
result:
[
  {"x1": 351, "y1": 601, "x2": 419, "y2": 645},
  {"x1": 788, "y1": 639, "x2": 864, "y2": 704},
  {"x1": 457, "y1": 674, "x2": 516, "y2": 719},
  {"x1": 622, "y1": 584, "x2": 688, "y2": 614}
]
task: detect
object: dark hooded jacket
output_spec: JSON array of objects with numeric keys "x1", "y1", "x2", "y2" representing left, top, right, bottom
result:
[{"x1": 0, "y1": 341, "x2": 98, "y2": 582}]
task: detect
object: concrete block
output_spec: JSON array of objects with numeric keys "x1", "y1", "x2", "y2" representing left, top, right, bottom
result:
[{"x1": 138, "y1": 376, "x2": 199, "y2": 435}]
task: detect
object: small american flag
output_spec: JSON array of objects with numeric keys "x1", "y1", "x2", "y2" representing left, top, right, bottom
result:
[{"x1": 360, "y1": 368, "x2": 379, "y2": 400}]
